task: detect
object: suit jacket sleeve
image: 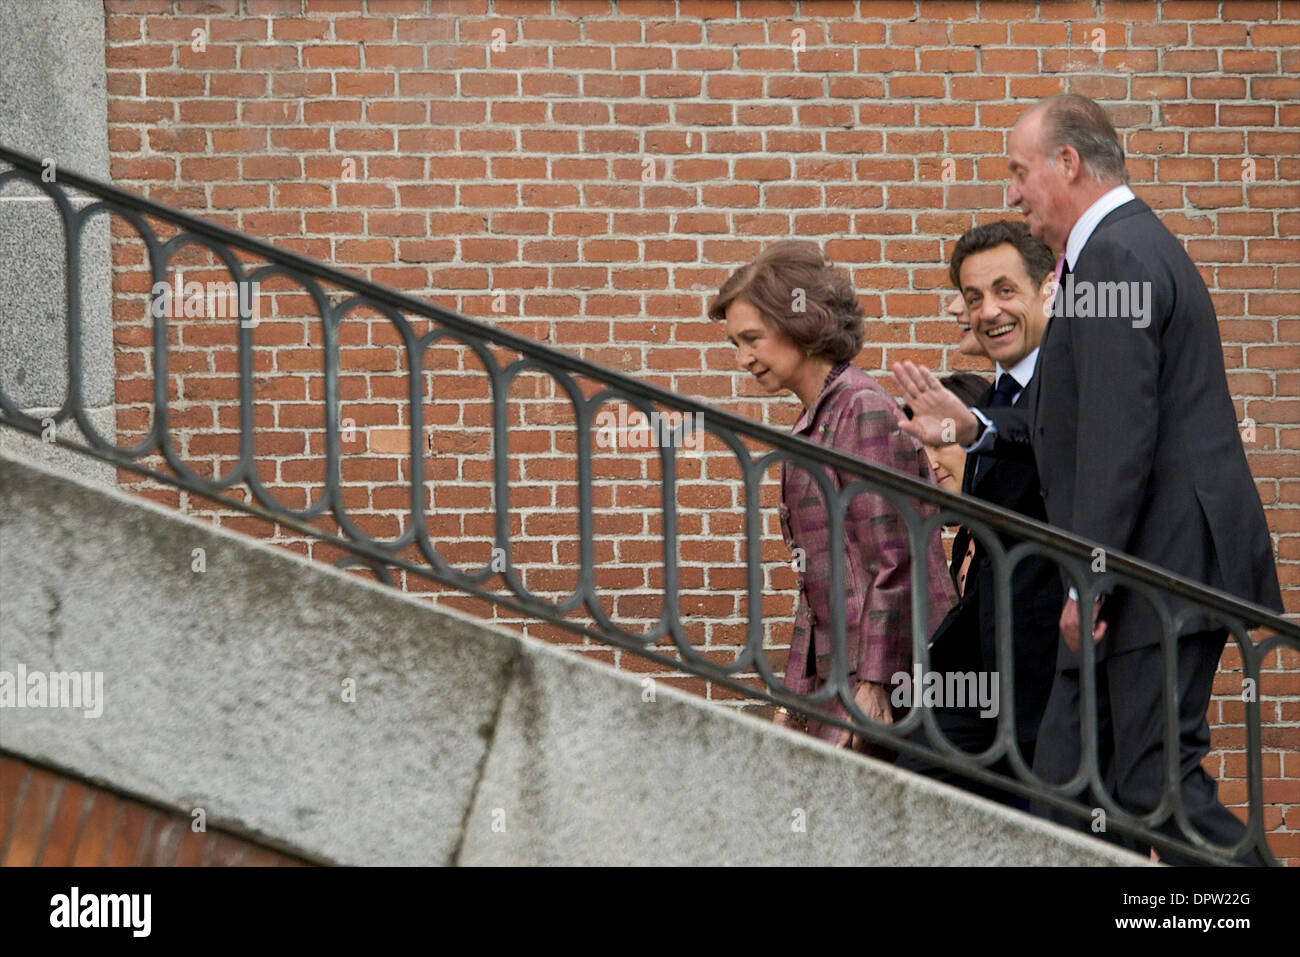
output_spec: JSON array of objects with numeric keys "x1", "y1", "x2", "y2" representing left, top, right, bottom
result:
[
  {"x1": 979, "y1": 406, "x2": 1036, "y2": 463},
  {"x1": 1068, "y1": 243, "x2": 1167, "y2": 556}
]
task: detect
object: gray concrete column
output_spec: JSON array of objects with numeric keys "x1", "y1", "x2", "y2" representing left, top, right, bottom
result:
[{"x1": 0, "y1": 0, "x2": 115, "y2": 484}]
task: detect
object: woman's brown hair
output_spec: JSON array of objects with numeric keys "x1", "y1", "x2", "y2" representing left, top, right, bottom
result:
[{"x1": 708, "y1": 240, "x2": 865, "y2": 363}]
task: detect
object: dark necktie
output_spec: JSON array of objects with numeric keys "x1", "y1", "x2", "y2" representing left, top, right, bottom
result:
[
  {"x1": 990, "y1": 371, "x2": 1019, "y2": 407},
  {"x1": 970, "y1": 372, "x2": 1020, "y2": 486}
]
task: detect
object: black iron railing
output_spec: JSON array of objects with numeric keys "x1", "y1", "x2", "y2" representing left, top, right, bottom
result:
[{"x1": 1, "y1": 144, "x2": 1296, "y2": 865}]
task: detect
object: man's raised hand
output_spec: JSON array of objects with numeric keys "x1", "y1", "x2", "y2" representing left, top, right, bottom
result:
[{"x1": 890, "y1": 360, "x2": 981, "y2": 447}]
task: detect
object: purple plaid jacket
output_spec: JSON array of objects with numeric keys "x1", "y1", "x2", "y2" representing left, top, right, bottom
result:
[{"x1": 778, "y1": 365, "x2": 956, "y2": 709}]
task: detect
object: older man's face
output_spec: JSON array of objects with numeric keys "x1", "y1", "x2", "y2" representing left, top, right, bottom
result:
[{"x1": 1007, "y1": 109, "x2": 1072, "y2": 253}]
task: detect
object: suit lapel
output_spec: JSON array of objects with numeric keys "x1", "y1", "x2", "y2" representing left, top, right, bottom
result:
[
  {"x1": 1031, "y1": 200, "x2": 1146, "y2": 434},
  {"x1": 1030, "y1": 339, "x2": 1045, "y2": 414},
  {"x1": 1008, "y1": 366, "x2": 1037, "y2": 464},
  {"x1": 962, "y1": 383, "x2": 995, "y2": 496},
  {"x1": 1091, "y1": 198, "x2": 1149, "y2": 240},
  {"x1": 1031, "y1": 259, "x2": 1063, "y2": 435}
]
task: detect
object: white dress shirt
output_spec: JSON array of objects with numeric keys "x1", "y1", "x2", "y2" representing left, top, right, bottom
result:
[{"x1": 1064, "y1": 183, "x2": 1137, "y2": 270}]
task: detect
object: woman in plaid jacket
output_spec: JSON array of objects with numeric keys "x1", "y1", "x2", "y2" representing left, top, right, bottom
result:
[{"x1": 710, "y1": 241, "x2": 956, "y2": 754}]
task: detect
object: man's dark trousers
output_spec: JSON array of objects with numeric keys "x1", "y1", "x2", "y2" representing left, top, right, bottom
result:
[
  {"x1": 895, "y1": 372, "x2": 1060, "y2": 808},
  {"x1": 1031, "y1": 628, "x2": 1264, "y2": 866},
  {"x1": 984, "y1": 198, "x2": 1282, "y2": 864}
]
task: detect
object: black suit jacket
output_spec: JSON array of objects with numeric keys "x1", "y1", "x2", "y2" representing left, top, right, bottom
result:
[
  {"x1": 988, "y1": 198, "x2": 1283, "y2": 667},
  {"x1": 929, "y1": 378, "x2": 1061, "y2": 745}
]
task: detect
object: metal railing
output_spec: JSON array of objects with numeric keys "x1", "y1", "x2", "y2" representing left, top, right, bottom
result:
[{"x1": 2, "y1": 144, "x2": 1296, "y2": 866}]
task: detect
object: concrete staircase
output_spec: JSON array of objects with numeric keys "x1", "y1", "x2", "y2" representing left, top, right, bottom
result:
[{"x1": 0, "y1": 450, "x2": 1142, "y2": 865}]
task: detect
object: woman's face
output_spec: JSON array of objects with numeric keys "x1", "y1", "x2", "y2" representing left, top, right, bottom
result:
[
  {"x1": 724, "y1": 298, "x2": 806, "y2": 395},
  {"x1": 949, "y1": 292, "x2": 985, "y2": 358},
  {"x1": 924, "y1": 441, "x2": 967, "y2": 494}
]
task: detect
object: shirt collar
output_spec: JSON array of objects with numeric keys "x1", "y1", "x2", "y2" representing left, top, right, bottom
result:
[
  {"x1": 994, "y1": 346, "x2": 1040, "y2": 392},
  {"x1": 1064, "y1": 184, "x2": 1136, "y2": 270}
]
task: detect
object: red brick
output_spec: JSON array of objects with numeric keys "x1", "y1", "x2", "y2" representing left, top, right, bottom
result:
[
  {"x1": 95, "y1": 2, "x2": 1300, "y2": 795},
  {"x1": 2, "y1": 767, "x2": 60, "y2": 866}
]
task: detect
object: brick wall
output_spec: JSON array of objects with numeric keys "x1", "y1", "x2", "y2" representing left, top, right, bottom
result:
[
  {"x1": 0, "y1": 752, "x2": 312, "y2": 865},
  {"x1": 96, "y1": 0, "x2": 1298, "y2": 861}
]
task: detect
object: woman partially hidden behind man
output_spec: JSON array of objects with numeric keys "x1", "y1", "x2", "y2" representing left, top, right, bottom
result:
[{"x1": 709, "y1": 240, "x2": 957, "y2": 757}]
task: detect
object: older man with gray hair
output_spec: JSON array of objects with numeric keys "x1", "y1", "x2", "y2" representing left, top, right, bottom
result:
[{"x1": 895, "y1": 93, "x2": 1282, "y2": 864}]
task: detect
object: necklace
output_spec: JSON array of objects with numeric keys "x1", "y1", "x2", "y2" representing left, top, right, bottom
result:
[{"x1": 822, "y1": 360, "x2": 849, "y2": 392}]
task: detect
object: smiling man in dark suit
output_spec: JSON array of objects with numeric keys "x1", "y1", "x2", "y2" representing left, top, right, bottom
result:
[
  {"x1": 894, "y1": 221, "x2": 1062, "y2": 806},
  {"x1": 895, "y1": 94, "x2": 1283, "y2": 864}
]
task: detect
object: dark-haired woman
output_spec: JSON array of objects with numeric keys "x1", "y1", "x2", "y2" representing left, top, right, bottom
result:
[
  {"x1": 710, "y1": 240, "x2": 956, "y2": 753},
  {"x1": 904, "y1": 372, "x2": 990, "y2": 492},
  {"x1": 902, "y1": 371, "x2": 990, "y2": 597}
]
